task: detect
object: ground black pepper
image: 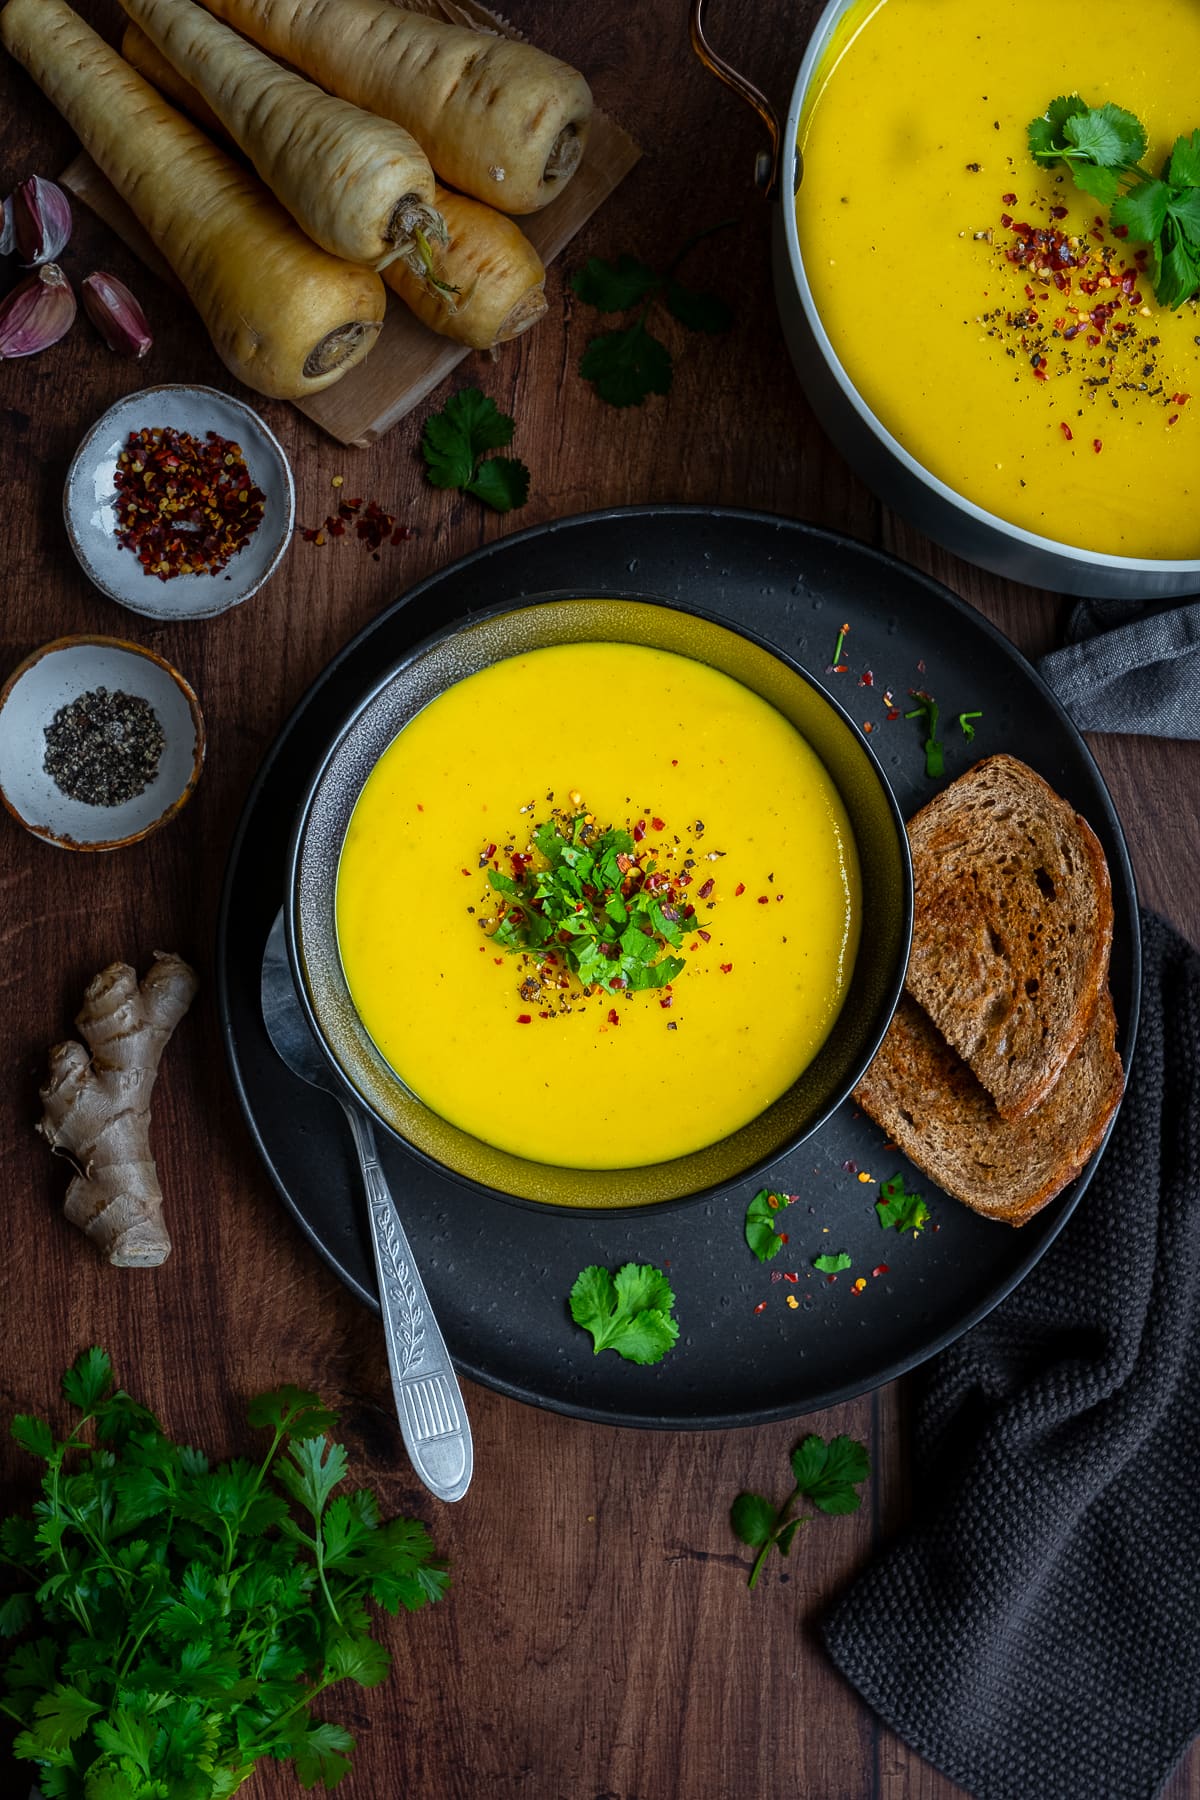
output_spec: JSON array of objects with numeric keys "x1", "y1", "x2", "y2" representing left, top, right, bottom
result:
[{"x1": 43, "y1": 687, "x2": 165, "y2": 806}]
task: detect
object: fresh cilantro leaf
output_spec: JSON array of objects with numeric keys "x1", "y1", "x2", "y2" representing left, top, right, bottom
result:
[
  {"x1": 580, "y1": 322, "x2": 673, "y2": 408},
  {"x1": 1028, "y1": 93, "x2": 1090, "y2": 162},
  {"x1": 420, "y1": 387, "x2": 528, "y2": 512},
  {"x1": 61, "y1": 1346, "x2": 113, "y2": 1413},
  {"x1": 729, "y1": 1492, "x2": 776, "y2": 1548},
  {"x1": 31, "y1": 1683, "x2": 103, "y2": 1748},
  {"x1": 664, "y1": 280, "x2": 733, "y2": 333},
  {"x1": 569, "y1": 1263, "x2": 680, "y2": 1365},
  {"x1": 812, "y1": 1251, "x2": 852, "y2": 1274},
  {"x1": 11, "y1": 1415, "x2": 55, "y2": 1461},
  {"x1": 1167, "y1": 187, "x2": 1200, "y2": 250},
  {"x1": 1155, "y1": 230, "x2": 1200, "y2": 309},
  {"x1": 466, "y1": 455, "x2": 530, "y2": 514},
  {"x1": 744, "y1": 1189, "x2": 792, "y2": 1262},
  {"x1": 732, "y1": 1432, "x2": 870, "y2": 1589},
  {"x1": 1110, "y1": 177, "x2": 1169, "y2": 244},
  {"x1": 1169, "y1": 130, "x2": 1200, "y2": 191},
  {"x1": 293, "y1": 1719, "x2": 356, "y2": 1788},
  {"x1": 276, "y1": 1436, "x2": 349, "y2": 1524},
  {"x1": 246, "y1": 1385, "x2": 337, "y2": 1441},
  {"x1": 875, "y1": 1172, "x2": 931, "y2": 1234},
  {"x1": 0, "y1": 1592, "x2": 33, "y2": 1636},
  {"x1": 1065, "y1": 101, "x2": 1146, "y2": 169},
  {"x1": 570, "y1": 253, "x2": 660, "y2": 311}
]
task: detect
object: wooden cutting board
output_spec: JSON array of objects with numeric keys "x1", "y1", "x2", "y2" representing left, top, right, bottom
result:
[{"x1": 60, "y1": 0, "x2": 640, "y2": 449}]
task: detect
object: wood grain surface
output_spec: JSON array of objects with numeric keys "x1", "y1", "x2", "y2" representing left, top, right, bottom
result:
[{"x1": 2, "y1": 4, "x2": 1197, "y2": 1798}]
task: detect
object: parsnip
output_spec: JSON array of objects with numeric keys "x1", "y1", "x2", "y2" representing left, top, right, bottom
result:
[
  {"x1": 385, "y1": 186, "x2": 546, "y2": 349},
  {"x1": 0, "y1": 0, "x2": 386, "y2": 399},
  {"x1": 122, "y1": 19, "x2": 225, "y2": 139},
  {"x1": 201, "y1": 0, "x2": 593, "y2": 214},
  {"x1": 119, "y1": 0, "x2": 445, "y2": 273}
]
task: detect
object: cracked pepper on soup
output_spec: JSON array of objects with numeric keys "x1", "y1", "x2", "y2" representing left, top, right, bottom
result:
[
  {"x1": 795, "y1": 0, "x2": 1200, "y2": 559},
  {"x1": 335, "y1": 641, "x2": 861, "y2": 1168}
]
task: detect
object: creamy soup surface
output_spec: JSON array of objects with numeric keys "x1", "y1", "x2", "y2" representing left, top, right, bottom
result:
[
  {"x1": 795, "y1": 0, "x2": 1200, "y2": 558},
  {"x1": 335, "y1": 641, "x2": 861, "y2": 1168}
]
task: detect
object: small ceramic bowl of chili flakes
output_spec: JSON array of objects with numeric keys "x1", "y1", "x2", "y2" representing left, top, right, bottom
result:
[
  {"x1": 0, "y1": 636, "x2": 205, "y2": 851},
  {"x1": 63, "y1": 384, "x2": 294, "y2": 621}
]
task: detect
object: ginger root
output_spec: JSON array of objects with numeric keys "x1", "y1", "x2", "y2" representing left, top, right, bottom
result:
[{"x1": 37, "y1": 952, "x2": 198, "y2": 1267}]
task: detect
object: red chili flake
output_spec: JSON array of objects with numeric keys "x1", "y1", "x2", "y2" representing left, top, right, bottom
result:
[
  {"x1": 719, "y1": 962, "x2": 733, "y2": 973},
  {"x1": 859, "y1": 669, "x2": 875, "y2": 687},
  {"x1": 734, "y1": 882, "x2": 745, "y2": 897},
  {"x1": 461, "y1": 867, "x2": 471, "y2": 876},
  {"x1": 493, "y1": 956, "x2": 503, "y2": 965},
  {"x1": 756, "y1": 895, "x2": 769, "y2": 905},
  {"x1": 824, "y1": 1274, "x2": 839, "y2": 1285},
  {"x1": 770, "y1": 1270, "x2": 782, "y2": 1284},
  {"x1": 1173, "y1": 393, "x2": 1191, "y2": 406},
  {"x1": 1111, "y1": 222, "x2": 1129, "y2": 238},
  {"x1": 842, "y1": 1159, "x2": 858, "y2": 1174},
  {"x1": 697, "y1": 877, "x2": 714, "y2": 900},
  {"x1": 872, "y1": 1264, "x2": 890, "y2": 1279},
  {"x1": 516, "y1": 1014, "x2": 532, "y2": 1024},
  {"x1": 1002, "y1": 191, "x2": 1017, "y2": 204},
  {"x1": 999, "y1": 212, "x2": 1013, "y2": 228},
  {"x1": 606, "y1": 1007, "x2": 620, "y2": 1026},
  {"x1": 1168, "y1": 414, "x2": 1180, "y2": 426},
  {"x1": 782, "y1": 1271, "x2": 798, "y2": 1284},
  {"x1": 1060, "y1": 423, "x2": 1074, "y2": 441},
  {"x1": 651, "y1": 816, "x2": 666, "y2": 832},
  {"x1": 1093, "y1": 439, "x2": 1103, "y2": 454},
  {"x1": 753, "y1": 1302, "x2": 768, "y2": 1314},
  {"x1": 1050, "y1": 204, "x2": 1068, "y2": 220},
  {"x1": 863, "y1": 721, "x2": 875, "y2": 733},
  {"x1": 659, "y1": 994, "x2": 673, "y2": 1008},
  {"x1": 632, "y1": 819, "x2": 646, "y2": 843},
  {"x1": 417, "y1": 803, "x2": 424, "y2": 811},
  {"x1": 697, "y1": 928, "x2": 711, "y2": 942},
  {"x1": 113, "y1": 426, "x2": 266, "y2": 580}
]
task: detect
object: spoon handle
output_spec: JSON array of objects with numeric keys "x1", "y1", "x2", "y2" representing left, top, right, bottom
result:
[{"x1": 341, "y1": 1103, "x2": 473, "y2": 1503}]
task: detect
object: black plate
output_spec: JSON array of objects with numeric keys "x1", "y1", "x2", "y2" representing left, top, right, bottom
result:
[{"x1": 216, "y1": 507, "x2": 1140, "y2": 1429}]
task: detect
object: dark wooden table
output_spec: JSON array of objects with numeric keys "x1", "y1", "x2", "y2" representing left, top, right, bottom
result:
[{"x1": 3, "y1": 4, "x2": 1197, "y2": 1796}]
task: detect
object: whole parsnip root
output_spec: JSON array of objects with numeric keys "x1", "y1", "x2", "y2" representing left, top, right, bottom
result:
[
  {"x1": 120, "y1": 0, "x2": 446, "y2": 273},
  {"x1": 38, "y1": 953, "x2": 198, "y2": 1268},
  {"x1": 202, "y1": 0, "x2": 594, "y2": 214},
  {"x1": 385, "y1": 186, "x2": 547, "y2": 349},
  {"x1": 0, "y1": 0, "x2": 387, "y2": 399}
]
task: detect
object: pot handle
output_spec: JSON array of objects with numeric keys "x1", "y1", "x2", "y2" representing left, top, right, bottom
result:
[{"x1": 689, "y1": 0, "x2": 780, "y2": 197}]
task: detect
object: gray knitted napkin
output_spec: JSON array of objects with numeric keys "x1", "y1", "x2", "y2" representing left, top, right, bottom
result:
[
  {"x1": 1037, "y1": 596, "x2": 1200, "y2": 738},
  {"x1": 823, "y1": 911, "x2": 1200, "y2": 1800}
]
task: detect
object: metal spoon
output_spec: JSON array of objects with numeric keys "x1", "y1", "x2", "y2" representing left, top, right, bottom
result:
[{"x1": 260, "y1": 911, "x2": 473, "y2": 1503}]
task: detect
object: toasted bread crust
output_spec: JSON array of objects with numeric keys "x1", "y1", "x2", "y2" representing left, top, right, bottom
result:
[
  {"x1": 853, "y1": 990, "x2": 1124, "y2": 1226},
  {"x1": 904, "y1": 754, "x2": 1114, "y2": 1119}
]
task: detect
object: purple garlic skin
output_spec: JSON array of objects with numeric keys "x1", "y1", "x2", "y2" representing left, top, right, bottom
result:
[
  {"x1": 0, "y1": 195, "x2": 14, "y2": 258},
  {"x1": 13, "y1": 175, "x2": 72, "y2": 266},
  {"x1": 0, "y1": 263, "x2": 77, "y2": 358},
  {"x1": 81, "y1": 272, "x2": 153, "y2": 359}
]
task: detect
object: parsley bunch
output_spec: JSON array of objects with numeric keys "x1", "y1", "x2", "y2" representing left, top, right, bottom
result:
[
  {"x1": 488, "y1": 813, "x2": 702, "y2": 995},
  {"x1": 732, "y1": 1434, "x2": 870, "y2": 1590},
  {"x1": 571, "y1": 222, "x2": 734, "y2": 407},
  {"x1": 1028, "y1": 96, "x2": 1200, "y2": 307},
  {"x1": 0, "y1": 1350, "x2": 448, "y2": 1798}
]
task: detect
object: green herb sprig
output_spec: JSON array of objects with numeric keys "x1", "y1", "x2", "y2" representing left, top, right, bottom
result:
[
  {"x1": 744, "y1": 1190, "x2": 795, "y2": 1263},
  {"x1": 0, "y1": 1350, "x2": 448, "y2": 1798},
  {"x1": 875, "y1": 1172, "x2": 930, "y2": 1234},
  {"x1": 571, "y1": 222, "x2": 734, "y2": 407},
  {"x1": 487, "y1": 812, "x2": 705, "y2": 995},
  {"x1": 731, "y1": 1434, "x2": 870, "y2": 1590},
  {"x1": 1028, "y1": 96, "x2": 1200, "y2": 307},
  {"x1": 812, "y1": 1251, "x2": 852, "y2": 1275},
  {"x1": 569, "y1": 1264, "x2": 680, "y2": 1364},
  {"x1": 420, "y1": 386, "x2": 530, "y2": 512}
]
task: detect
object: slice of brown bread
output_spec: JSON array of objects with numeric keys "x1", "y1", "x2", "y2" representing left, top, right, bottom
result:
[
  {"x1": 904, "y1": 754, "x2": 1114, "y2": 1119},
  {"x1": 853, "y1": 990, "x2": 1124, "y2": 1226}
]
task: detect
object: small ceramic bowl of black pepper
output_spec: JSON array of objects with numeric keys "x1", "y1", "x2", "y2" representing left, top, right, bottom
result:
[
  {"x1": 63, "y1": 384, "x2": 295, "y2": 621},
  {"x1": 0, "y1": 636, "x2": 205, "y2": 852}
]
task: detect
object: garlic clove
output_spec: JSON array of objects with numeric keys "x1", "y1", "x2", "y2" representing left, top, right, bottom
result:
[
  {"x1": 0, "y1": 263, "x2": 77, "y2": 359},
  {"x1": 13, "y1": 175, "x2": 73, "y2": 266},
  {"x1": 0, "y1": 194, "x2": 14, "y2": 258},
  {"x1": 81, "y1": 272, "x2": 153, "y2": 359}
]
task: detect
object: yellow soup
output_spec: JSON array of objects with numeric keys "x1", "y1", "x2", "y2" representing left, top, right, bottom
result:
[
  {"x1": 335, "y1": 641, "x2": 861, "y2": 1168},
  {"x1": 796, "y1": 0, "x2": 1200, "y2": 558}
]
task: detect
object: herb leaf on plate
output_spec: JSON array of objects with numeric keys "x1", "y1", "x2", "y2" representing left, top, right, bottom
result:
[
  {"x1": 420, "y1": 386, "x2": 529, "y2": 511},
  {"x1": 744, "y1": 1189, "x2": 793, "y2": 1262},
  {"x1": 875, "y1": 1171, "x2": 931, "y2": 1234},
  {"x1": 569, "y1": 1263, "x2": 680, "y2": 1364}
]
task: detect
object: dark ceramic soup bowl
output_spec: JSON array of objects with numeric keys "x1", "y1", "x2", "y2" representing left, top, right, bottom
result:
[{"x1": 287, "y1": 594, "x2": 912, "y2": 1211}]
